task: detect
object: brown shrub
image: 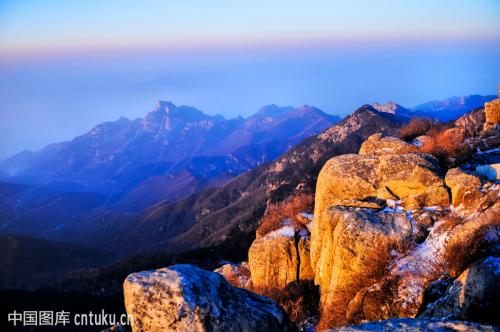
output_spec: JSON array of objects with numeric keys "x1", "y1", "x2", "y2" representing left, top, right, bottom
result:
[
  {"x1": 432, "y1": 211, "x2": 465, "y2": 234},
  {"x1": 217, "y1": 264, "x2": 252, "y2": 289},
  {"x1": 444, "y1": 224, "x2": 500, "y2": 278},
  {"x1": 317, "y1": 245, "x2": 397, "y2": 330},
  {"x1": 254, "y1": 281, "x2": 320, "y2": 326},
  {"x1": 419, "y1": 128, "x2": 475, "y2": 168},
  {"x1": 398, "y1": 117, "x2": 475, "y2": 168},
  {"x1": 256, "y1": 193, "x2": 314, "y2": 237},
  {"x1": 398, "y1": 118, "x2": 443, "y2": 142},
  {"x1": 317, "y1": 282, "x2": 363, "y2": 330}
]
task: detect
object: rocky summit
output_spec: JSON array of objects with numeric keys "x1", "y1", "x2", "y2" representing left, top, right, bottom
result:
[{"x1": 314, "y1": 152, "x2": 449, "y2": 210}]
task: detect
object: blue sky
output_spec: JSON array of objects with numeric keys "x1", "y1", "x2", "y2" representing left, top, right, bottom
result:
[
  {"x1": 1, "y1": 0, "x2": 500, "y2": 54},
  {"x1": 0, "y1": 1, "x2": 500, "y2": 158}
]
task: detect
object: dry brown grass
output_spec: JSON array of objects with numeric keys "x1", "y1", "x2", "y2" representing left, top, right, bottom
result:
[
  {"x1": 220, "y1": 266, "x2": 251, "y2": 289},
  {"x1": 398, "y1": 118, "x2": 475, "y2": 168},
  {"x1": 317, "y1": 284, "x2": 362, "y2": 330},
  {"x1": 444, "y1": 224, "x2": 499, "y2": 278},
  {"x1": 432, "y1": 211, "x2": 465, "y2": 234},
  {"x1": 222, "y1": 271, "x2": 240, "y2": 288},
  {"x1": 398, "y1": 118, "x2": 443, "y2": 142},
  {"x1": 316, "y1": 245, "x2": 397, "y2": 330},
  {"x1": 419, "y1": 128, "x2": 476, "y2": 168},
  {"x1": 253, "y1": 281, "x2": 320, "y2": 326},
  {"x1": 256, "y1": 193, "x2": 314, "y2": 237}
]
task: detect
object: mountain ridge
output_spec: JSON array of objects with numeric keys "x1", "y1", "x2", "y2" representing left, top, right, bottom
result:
[{"x1": 0, "y1": 102, "x2": 340, "y2": 208}]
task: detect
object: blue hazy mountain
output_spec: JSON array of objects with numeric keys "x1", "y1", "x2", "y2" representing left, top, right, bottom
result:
[
  {"x1": 412, "y1": 95, "x2": 496, "y2": 121},
  {"x1": 0, "y1": 102, "x2": 340, "y2": 209}
]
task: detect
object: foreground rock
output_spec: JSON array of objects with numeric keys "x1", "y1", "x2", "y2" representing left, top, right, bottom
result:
[
  {"x1": 345, "y1": 200, "x2": 500, "y2": 324},
  {"x1": 445, "y1": 168, "x2": 482, "y2": 208},
  {"x1": 249, "y1": 226, "x2": 314, "y2": 290},
  {"x1": 311, "y1": 207, "x2": 413, "y2": 324},
  {"x1": 484, "y1": 84, "x2": 500, "y2": 130},
  {"x1": 476, "y1": 164, "x2": 500, "y2": 181},
  {"x1": 327, "y1": 318, "x2": 499, "y2": 332},
  {"x1": 455, "y1": 108, "x2": 486, "y2": 135},
  {"x1": 311, "y1": 124, "x2": 499, "y2": 327},
  {"x1": 359, "y1": 133, "x2": 416, "y2": 156},
  {"x1": 422, "y1": 256, "x2": 500, "y2": 323},
  {"x1": 124, "y1": 264, "x2": 294, "y2": 332},
  {"x1": 314, "y1": 152, "x2": 449, "y2": 211}
]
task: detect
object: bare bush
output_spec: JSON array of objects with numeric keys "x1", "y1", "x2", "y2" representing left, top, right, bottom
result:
[
  {"x1": 419, "y1": 128, "x2": 475, "y2": 168},
  {"x1": 316, "y1": 245, "x2": 396, "y2": 329},
  {"x1": 444, "y1": 224, "x2": 500, "y2": 278},
  {"x1": 256, "y1": 194, "x2": 314, "y2": 237},
  {"x1": 254, "y1": 281, "x2": 320, "y2": 326},
  {"x1": 398, "y1": 118, "x2": 443, "y2": 142}
]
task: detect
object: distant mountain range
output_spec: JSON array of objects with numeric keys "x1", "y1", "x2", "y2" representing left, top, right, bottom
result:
[
  {"x1": 372, "y1": 94, "x2": 496, "y2": 122},
  {"x1": 0, "y1": 102, "x2": 340, "y2": 210},
  {"x1": 412, "y1": 94, "x2": 496, "y2": 121}
]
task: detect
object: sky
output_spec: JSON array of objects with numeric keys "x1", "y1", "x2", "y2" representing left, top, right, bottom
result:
[{"x1": 0, "y1": 0, "x2": 500, "y2": 158}]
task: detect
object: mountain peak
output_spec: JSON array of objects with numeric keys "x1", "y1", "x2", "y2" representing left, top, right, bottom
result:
[
  {"x1": 296, "y1": 104, "x2": 318, "y2": 112},
  {"x1": 147, "y1": 101, "x2": 217, "y2": 123},
  {"x1": 257, "y1": 104, "x2": 295, "y2": 117},
  {"x1": 153, "y1": 100, "x2": 177, "y2": 112},
  {"x1": 371, "y1": 101, "x2": 407, "y2": 114}
]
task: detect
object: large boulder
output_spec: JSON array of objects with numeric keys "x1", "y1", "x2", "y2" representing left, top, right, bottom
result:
[
  {"x1": 455, "y1": 108, "x2": 486, "y2": 136},
  {"x1": 345, "y1": 200, "x2": 500, "y2": 324},
  {"x1": 445, "y1": 168, "x2": 482, "y2": 208},
  {"x1": 310, "y1": 207, "x2": 413, "y2": 325},
  {"x1": 422, "y1": 256, "x2": 500, "y2": 323},
  {"x1": 484, "y1": 97, "x2": 500, "y2": 131},
  {"x1": 314, "y1": 153, "x2": 449, "y2": 211},
  {"x1": 476, "y1": 164, "x2": 500, "y2": 181},
  {"x1": 123, "y1": 264, "x2": 294, "y2": 332},
  {"x1": 327, "y1": 318, "x2": 498, "y2": 332},
  {"x1": 248, "y1": 226, "x2": 314, "y2": 290},
  {"x1": 359, "y1": 133, "x2": 416, "y2": 156}
]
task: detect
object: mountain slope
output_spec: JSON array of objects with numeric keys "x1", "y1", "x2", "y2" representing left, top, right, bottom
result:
[
  {"x1": 0, "y1": 181, "x2": 116, "y2": 238},
  {"x1": 43, "y1": 105, "x2": 405, "y2": 258},
  {"x1": 0, "y1": 234, "x2": 113, "y2": 289}
]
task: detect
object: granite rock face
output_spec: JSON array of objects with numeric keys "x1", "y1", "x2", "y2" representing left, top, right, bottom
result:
[
  {"x1": 248, "y1": 226, "x2": 314, "y2": 290},
  {"x1": 484, "y1": 84, "x2": 500, "y2": 130},
  {"x1": 123, "y1": 264, "x2": 294, "y2": 332},
  {"x1": 445, "y1": 168, "x2": 482, "y2": 208},
  {"x1": 345, "y1": 201, "x2": 500, "y2": 324},
  {"x1": 310, "y1": 126, "x2": 499, "y2": 327},
  {"x1": 310, "y1": 207, "x2": 413, "y2": 321},
  {"x1": 422, "y1": 256, "x2": 500, "y2": 323},
  {"x1": 314, "y1": 153, "x2": 449, "y2": 212},
  {"x1": 359, "y1": 133, "x2": 417, "y2": 156}
]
